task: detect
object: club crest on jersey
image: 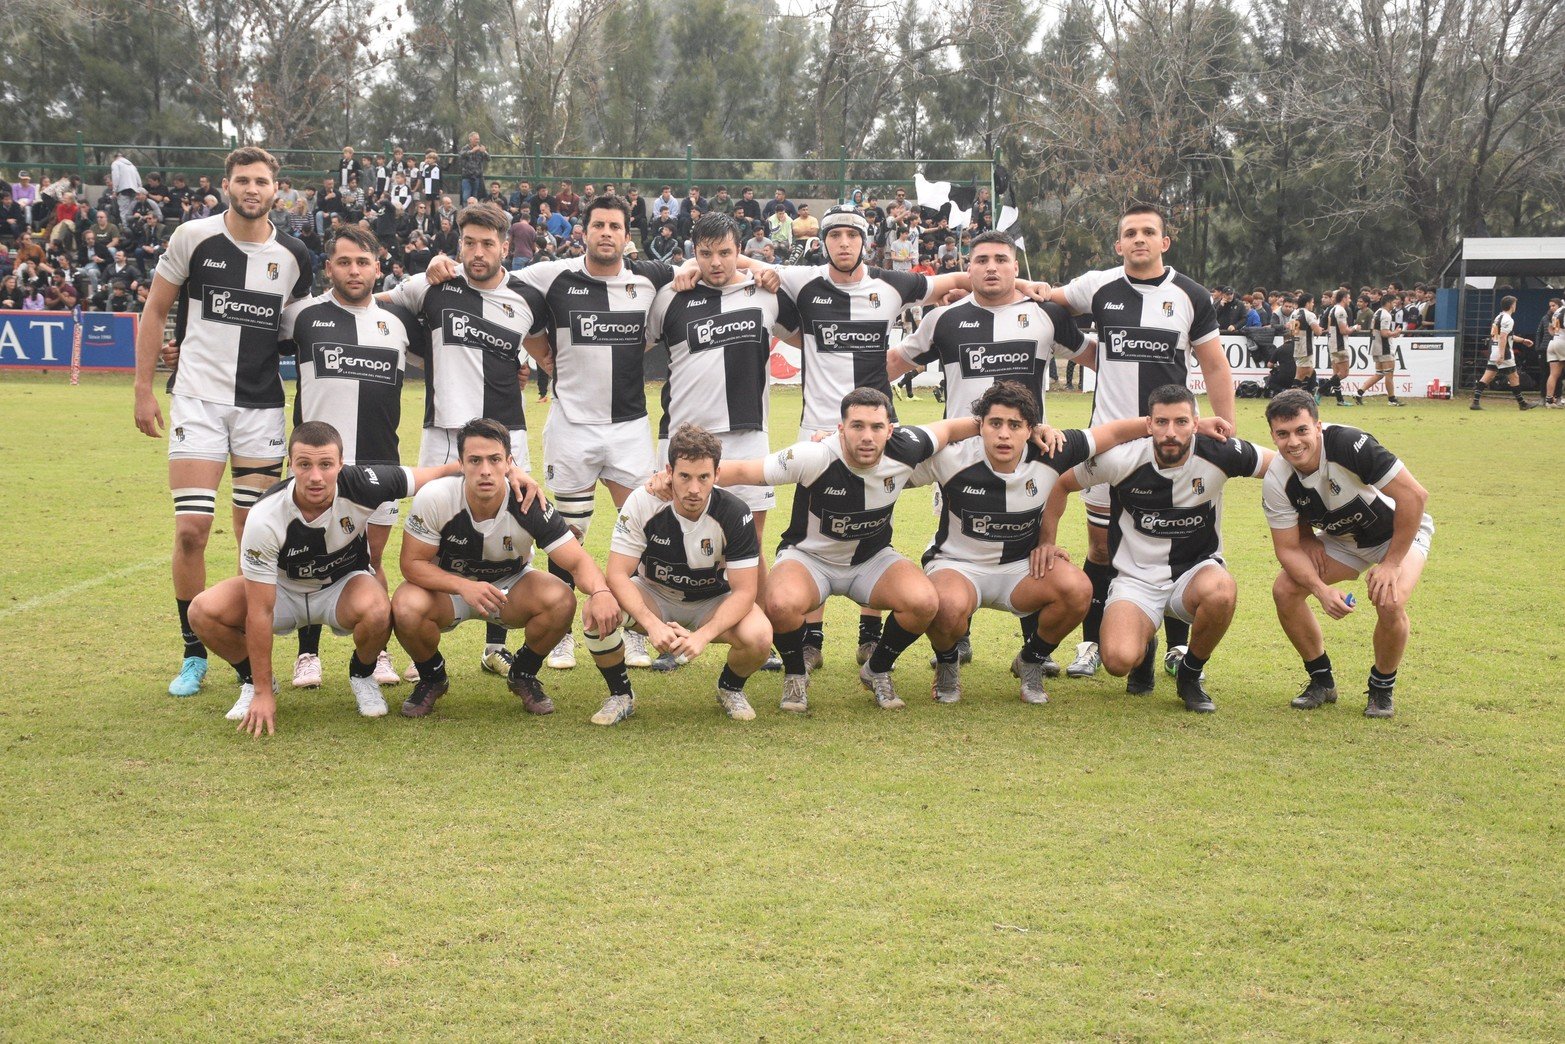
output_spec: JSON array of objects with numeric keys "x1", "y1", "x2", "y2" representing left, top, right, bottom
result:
[
  {"x1": 744, "y1": 285, "x2": 755, "y2": 296},
  {"x1": 868, "y1": 292, "x2": 881, "y2": 307},
  {"x1": 503, "y1": 535, "x2": 514, "y2": 553},
  {"x1": 266, "y1": 262, "x2": 280, "y2": 281},
  {"x1": 1329, "y1": 479, "x2": 1342, "y2": 495},
  {"x1": 1017, "y1": 313, "x2": 1030, "y2": 328},
  {"x1": 377, "y1": 320, "x2": 389, "y2": 335},
  {"x1": 700, "y1": 538, "x2": 713, "y2": 557},
  {"x1": 883, "y1": 477, "x2": 896, "y2": 493},
  {"x1": 500, "y1": 303, "x2": 515, "y2": 318},
  {"x1": 1025, "y1": 478, "x2": 1038, "y2": 497},
  {"x1": 1161, "y1": 301, "x2": 1174, "y2": 317},
  {"x1": 627, "y1": 284, "x2": 638, "y2": 299},
  {"x1": 340, "y1": 517, "x2": 355, "y2": 534},
  {"x1": 1192, "y1": 477, "x2": 1205, "y2": 495}
]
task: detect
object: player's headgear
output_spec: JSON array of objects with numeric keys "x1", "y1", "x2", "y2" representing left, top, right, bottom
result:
[{"x1": 819, "y1": 205, "x2": 869, "y2": 273}]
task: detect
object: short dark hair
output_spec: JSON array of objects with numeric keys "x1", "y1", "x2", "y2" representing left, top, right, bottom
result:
[
  {"x1": 971, "y1": 380, "x2": 1039, "y2": 428},
  {"x1": 1147, "y1": 383, "x2": 1196, "y2": 411},
  {"x1": 1500, "y1": 295, "x2": 1517, "y2": 310},
  {"x1": 840, "y1": 387, "x2": 892, "y2": 419},
  {"x1": 225, "y1": 145, "x2": 279, "y2": 178},
  {"x1": 288, "y1": 420, "x2": 342, "y2": 456},
  {"x1": 691, "y1": 213, "x2": 742, "y2": 251},
  {"x1": 1121, "y1": 203, "x2": 1166, "y2": 234},
  {"x1": 581, "y1": 193, "x2": 631, "y2": 229},
  {"x1": 1266, "y1": 388, "x2": 1320, "y2": 425},
  {"x1": 456, "y1": 201, "x2": 510, "y2": 238},
  {"x1": 668, "y1": 423, "x2": 723, "y2": 468},
  {"x1": 456, "y1": 418, "x2": 512, "y2": 458},
  {"x1": 326, "y1": 225, "x2": 380, "y2": 258}
]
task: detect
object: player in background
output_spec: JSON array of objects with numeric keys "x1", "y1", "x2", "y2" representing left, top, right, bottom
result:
[
  {"x1": 1289, "y1": 292, "x2": 1324, "y2": 396},
  {"x1": 133, "y1": 146, "x2": 313, "y2": 700},
  {"x1": 1263, "y1": 390, "x2": 1433, "y2": 718},
  {"x1": 1320, "y1": 289, "x2": 1360, "y2": 407},
  {"x1": 1470, "y1": 296, "x2": 1539, "y2": 410},
  {"x1": 1354, "y1": 291, "x2": 1403, "y2": 406},
  {"x1": 1544, "y1": 298, "x2": 1565, "y2": 408}
]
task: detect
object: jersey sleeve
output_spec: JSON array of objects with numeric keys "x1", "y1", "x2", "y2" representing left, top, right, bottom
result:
[
  {"x1": 1044, "y1": 302, "x2": 1086, "y2": 356},
  {"x1": 403, "y1": 483, "x2": 448, "y2": 546},
  {"x1": 385, "y1": 301, "x2": 428, "y2": 358},
  {"x1": 1261, "y1": 467, "x2": 1300, "y2": 530},
  {"x1": 609, "y1": 491, "x2": 653, "y2": 559},
  {"x1": 721, "y1": 502, "x2": 761, "y2": 569},
  {"x1": 885, "y1": 424, "x2": 938, "y2": 467},
  {"x1": 1040, "y1": 427, "x2": 1096, "y2": 474},
  {"x1": 645, "y1": 284, "x2": 675, "y2": 346},
  {"x1": 156, "y1": 221, "x2": 196, "y2": 285},
  {"x1": 877, "y1": 268, "x2": 928, "y2": 306},
  {"x1": 1061, "y1": 269, "x2": 1107, "y2": 315},
  {"x1": 286, "y1": 239, "x2": 313, "y2": 303},
  {"x1": 628, "y1": 259, "x2": 676, "y2": 290},
  {"x1": 772, "y1": 289, "x2": 800, "y2": 337},
  {"x1": 896, "y1": 306, "x2": 940, "y2": 365},
  {"x1": 762, "y1": 440, "x2": 832, "y2": 486},
  {"x1": 1189, "y1": 286, "x2": 1220, "y2": 343},
  {"x1": 1327, "y1": 425, "x2": 1403, "y2": 488},
  {"x1": 1073, "y1": 440, "x2": 1137, "y2": 488},
  {"x1": 239, "y1": 513, "x2": 282, "y2": 585},
  {"x1": 1200, "y1": 435, "x2": 1264, "y2": 479},
  {"x1": 338, "y1": 464, "x2": 413, "y2": 506},
  {"x1": 278, "y1": 298, "x2": 306, "y2": 343},
  {"x1": 387, "y1": 273, "x2": 430, "y2": 314},
  {"x1": 515, "y1": 258, "x2": 565, "y2": 295},
  {"x1": 518, "y1": 496, "x2": 574, "y2": 553}
]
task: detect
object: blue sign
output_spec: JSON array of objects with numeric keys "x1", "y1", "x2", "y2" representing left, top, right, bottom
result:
[{"x1": 0, "y1": 309, "x2": 139, "y2": 369}]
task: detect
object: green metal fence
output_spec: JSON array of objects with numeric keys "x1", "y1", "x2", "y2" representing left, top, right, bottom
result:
[{"x1": 0, "y1": 137, "x2": 995, "y2": 204}]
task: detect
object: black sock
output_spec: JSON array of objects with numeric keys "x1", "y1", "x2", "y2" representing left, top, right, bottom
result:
[
  {"x1": 1020, "y1": 634, "x2": 1059, "y2": 664},
  {"x1": 598, "y1": 660, "x2": 633, "y2": 697},
  {"x1": 858, "y1": 615, "x2": 883, "y2": 644},
  {"x1": 776, "y1": 626, "x2": 807, "y2": 675},
  {"x1": 297, "y1": 624, "x2": 321, "y2": 657},
  {"x1": 176, "y1": 599, "x2": 206, "y2": 659},
  {"x1": 933, "y1": 642, "x2": 961, "y2": 665},
  {"x1": 349, "y1": 653, "x2": 376, "y2": 679},
  {"x1": 1369, "y1": 666, "x2": 1397, "y2": 692},
  {"x1": 718, "y1": 664, "x2": 748, "y2": 691},
  {"x1": 1083, "y1": 560, "x2": 1113, "y2": 644},
  {"x1": 1130, "y1": 637, "x2": 1158, "y2": 681},
  {"x1": 233, "y1": 658, "x2": 253, "y2": 684},
  {"x1": 1304, "y1": 652, "x2": 1335, "y2": 689},
  {"x1": 1512, "y1": 387, "x2": 1526, "y2": 402},
  {"x1": 485, "y1": 622, "x2": 508, "y2": 648},
  {"x1": 1164, "y1": 616, "x2": 1190, "y2": 650},
  {"x1": 802, "y1": 622, "x2": 824, "y2": 650},
  {"x1": 1020, "y1": 611, "x2": 1039, "y2": 644},
  {"x1": 547, "y1": 557, "x2": 575, "y2": 590},
  {"x1": 1178, "y1": 649, "x2": 1208, "y2": 683},
  {"x1": 513, "y1": 645, "x2": 544, "y2": 678},
  {"x1": 868, "y1": 616, "x2": 920, "y2": 673},
  {"x1": 415, "y1": 653, "x2": 447, "y2": 682}
]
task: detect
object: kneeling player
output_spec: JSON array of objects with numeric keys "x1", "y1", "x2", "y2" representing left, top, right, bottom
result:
[
  {"x1": 1263, "y1": 390, "x2": 1432, "y2": 718},
  {"x1": 392, "y1": 418, "x2": 624, "y2": 718},
  {"x1": 1041, "y1": 385, "x2": 1269, "y2": 712},
  {"x1": 189, "y1": 422, "x2": 532, "y2": 736},
  {"x1": 607, "y1": 424, "x2": 772, "y2": 721},
  {"x1": 911, "y1": 381, "x2": 1153, "y2": 705}
]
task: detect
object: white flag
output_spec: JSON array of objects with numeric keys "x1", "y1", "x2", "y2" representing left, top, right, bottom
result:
[
  {"x1": 1013, "y1": 235, "x2": 1026, "y2": 250},
  {"x1": 915, "y1": 172, "x2": 951, "y2": 210},
  {"x1": 947, "y1": 203, "x2": 972, "y2": 230},
  {"x1": 998, "y1": 205, "x2": 1019, "y2": 231}
]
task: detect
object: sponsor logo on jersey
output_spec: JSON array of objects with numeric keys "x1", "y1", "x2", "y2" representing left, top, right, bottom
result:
[
  {"x1": 810, "y1": 295, "x2": 835, "y2": 305},
  {"x1": 311, "y1": 320, "x2": 334, "y2": 329},
  {"x1": 567, "y1": 286, "x2": 589, "y2": 295},
  {"x1": 650, "y1": 534, "x2": 672, "y2": 546},
  {"x1": 1103, "y1": 325, "x2": 1180, "y2": 363},
  {"x1": 651, "y1": 561, "x2": 720, "y2": 591},
  {"x1": 700, "y1": 538, "x2": 713, "y2": 556},
  {"x1": 960, "y1": 485, "x2": 987, "y2": 495},
  {"x1": 1103, "y1": 301, "x2": 1125, "y2": 310},
  {"x1": 822, "y1": 486, "x2": 849, "y2": 496},
  {"x1": 202, "y1": 285, "x2": 283, "y2": 330},
  {"x1": 202, "y1": 258, "x2": 227, "y2": 270},
  {"x1": 443, "y1": 309, "x2": 522, "y2": 357},
  {"x1": 958, "y1": 321, "x2": 980, "y2": 329},
  {"x1": 569, "y1": 310, "x2": 645, "y2": 344},
  {"x1": 688, "y1": 308, "x2": 764, "y2": 352},
  {"x1": 314, "y1": 342, "x2": 400, "y2": 385},
  {"x1": 820, "y1": 506, "x2": 894, "y2": 541},
  {"x1": 813, "y1": 319, "x2": 886, "y2": 353},
  {"x1": 244, "y1": 548, "x2": 263, "y2": 564},
  {"x1": 1128, "y1": 504, "x2": 1212, "y2": 537},
  {"x1": 408, "y1": 513, "x2": 426, "y2": 532},
  {"x1": 959, "y1": 339, "x2": 1036, "y2": 378},
  {"x1": 1191, "y1": 477, "x2": 1205, "y2": 495},
  {"x1": 960, "y1": 508, "x2": 1039, "y2": 540}
]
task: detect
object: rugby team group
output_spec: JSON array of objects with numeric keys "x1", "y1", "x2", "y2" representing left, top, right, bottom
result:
[{"x1": 130, "y1": 147, "x2": 1433, "y2": 737}]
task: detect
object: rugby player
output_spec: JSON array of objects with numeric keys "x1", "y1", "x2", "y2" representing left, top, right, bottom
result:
[
  {"x1": 1545, "y1": 298, "x2": 1565, "y2": 408},
  {"x1": 391, "y1": 418, "x2": 625, "y2": 720},
  {"x1": 1263, "y1": 390, "x2": 1432, "y2": 718},
  {"x1": 607, "y1": 424, "x2": 772, "y2": 721},
  {"x1": 133, "y1": 146, "x2": 313, "y2": 699},
  {"x1": 1470, "y1": 296, "x2": 1539, "y2": 410},
  {"x1": 1319, "y1": 289, "x2": 1360, "y2": 407},
  {"x1": 1288, "y1": 292, "x2": 1324, "y2": 395},
  {"x1": 1356, "y1": 292, "x2": 1404, "y2": 406}
]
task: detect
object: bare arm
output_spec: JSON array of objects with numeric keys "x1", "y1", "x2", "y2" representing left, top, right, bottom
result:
[
  {"x1": 716, "y1": 457, "x2": 767, "y2": 488},
  {"x1": 668, "y1": 565, "x2": 759, "y2": 661},
  {"x1": 239, "y1": 581, "x2": 279, "y2": 736},
  {"x1": 545, "y1": 539, "x2": 622, "y2": 637},
  {"x1": 1191, "y1": 336, "x2": 1236, "y2": 432},
  {"x1": 1364, "y1": 468, "x2": 1429, "y2": 608},
  {"x1": 133, "y1": 273, "x2": 180, "y2": 436}
]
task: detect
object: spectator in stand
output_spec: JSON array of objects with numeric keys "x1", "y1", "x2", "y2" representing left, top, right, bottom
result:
[
  {"x1": 338, "y1": 146, "x2": 358, "y2": 189},
  {"x1": 388, "y1": 171, "x2": 413, "y2": 213},
  {"x1": 508, "y1": 179, "x2": 533, "y2": 217},
  {"x1": 508, "y1": 210, "x2": 536, "y2": 269},
  {"x1": 12, "y1": 171, "x2": 39, "y2": 229},
  {"x1": 792, "y1": 203, "x2": 819, "y2": 240},
  {"x1": 760, "y1": 241, "x2": 776, "y2": 264},
  {"x1": 432, "y1": 215, "x2": 458, "y2": 256},
  {"x1": 418, "y1": 149, "x2": 442, "y2": 200},
  {"x1": 314, "y1": 178, "x2": 342, "y2": 234},
  {"x1": 556, "y1": 178, "x2": 580, "y2": 218},
  {"x1": 734, "y1": 186, "x2": 762, "y2": 223},
  {"x1": 435, "y1": 194, "x2": 457, "y2": 228},
  {"x1": 403, "y1": 232, "x2": 431, "y2": 275},
  {"x1": 129, "y1": 211, "x2": 165, "y2": 271},
  {"x1": 458, "y1": 132, "x2": 490, "y2": 204},
  {"x1": 762, "y1": 187, "x2": 797, "y2": 220},
  {"x1": 767, "y1": 204, "x2": 793, "y2": 249},
  {"x1": 538, "y1": 201, "x2": 570, "y2": 241},
  {"x1": 341, "y1": 173, "x2": 366, "y2": 223},
  {"x1": 22, "y1": 280, "x2": 46, "y2": 311},
  {"x1": 409, "y1": 199, "x2": 435, "y2": 240},
  {"x1": 372, "y1": 202, "x2": 403, "y2": 255},
  {"x1": 708, "y1": 186, "x2": 733, "y2": 215},
  {"x1": 887, "y1": 226, "x2": 915, "y2": 272},
  {"x1": 192, "y1": 174, "x2": 222, "y2": 211},
  {"x1": 0, "y1": 243, "x2": 10, "y2": 281},
  {"x1": 0, "y1": 273, "x2": 20, "y2": 308},
  {"x1": 972, "y1": 187, "x2": 992, "y2": 231},
  {"x1": 532, "y1": 181, "x2": 554, "y2": 218},
  {"x1": 625, "y1": 186, "x2": 648, "y2": 245},
  {"x1": 382, "y1": 260, "x2": 408, "y2": 291},
  {"x1": 485, "y1": 181, "x2": 505, "y2": 208},
  {"x1": 649, "y1": 222, "x2": 679, "y2": 262},
  {"x1": 936, "y1": 235, "x2": 959, "y2": 266},
  {"x1": 45, "y1": 270, "x2": 78, "y2": 310},
  {"x1": 371, "y1": 155, "x2": 391, "y2": 198},
  {"x1": 0, "y1": 192, "x2": 24, "y2": 240},
  {"x1": 652, "y1": 185, "x2": 680, "y2": 223},
  {"x1": 743, "y1": 225, "x2": 770, "y2": 259}
]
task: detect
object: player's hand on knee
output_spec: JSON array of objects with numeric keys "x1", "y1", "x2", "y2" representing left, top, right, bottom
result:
[
  {"x1": 241, "y1": 691, "x2": 277, "y2": 737},
  {"x1": 1364, "y1": 563, "x2": 1404, "y2": 610},
  {"x1": 1317, "y1": 587, "x2": 1355, "y2": 620},
  {"x1": 1300, "y1": 535, "x2": 1329, "y2": 579},
  {"x1": 507, "y1": 466, "x2": 541, "y2": 511},
  {"x1": 1030, "y1": 424, "x2": 1065, "y2": 456},
  {"x1": 582, "y1": 589, "x2": 621, "y2": 636},
  {"x1": 1030, "y1": 542, "x2": 1068, "y2": 578},
  {"x1": 463, "y1": 580, "x2": 506, "y2": 616},
  {"x1": 646, "y1": 620, "x2": 679, "y2": 654}
]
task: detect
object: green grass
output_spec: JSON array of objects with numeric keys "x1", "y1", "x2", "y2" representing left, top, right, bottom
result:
[{"x1": 2, "y1": 372, "x2": 1562, "y2": 1040}]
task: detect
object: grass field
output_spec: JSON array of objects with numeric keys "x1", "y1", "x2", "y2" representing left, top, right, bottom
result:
[{"x1": 2, "y1": 372, "x2": 1562, "y2": 1040}]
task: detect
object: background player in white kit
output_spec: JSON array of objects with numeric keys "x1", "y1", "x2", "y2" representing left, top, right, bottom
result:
[
  {"x1": 1544, "y1": 299, "x2": 1565, "y2": 408},
  {"x1": 1264, "y1": 390, "x2": 1432, "y2": 718},
  {"x1": 133, "y1": 146, "x2": 313, "y2": 700},
  {"x1": 1470, "y1": 296, "x2": 1539, "y2": 411},
  {"x1": 1320, "y1": 289, "x2": 1360, "y2": 407},
  {"x1": 1355, "y1": 292, "x2": 1404, "y2": 406},
  {"x1": 607, "y1": 424, "x2": 773, "y2": 722}
]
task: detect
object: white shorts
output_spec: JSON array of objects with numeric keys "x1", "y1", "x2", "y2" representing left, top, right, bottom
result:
[
  {"x1": 926, "y1": 558, "x2": 1030, "y2": 615},
  {"x1": 1291, "y1": 339, "x2": 1311, "y2": 365},
  {"x1": 1486, "y1": 346, "x2": 1516, "y2": 371},
  {"x1": 1370, "y1": 340, "x2": 1396, "y2": 365},
  {"x1": 167, "y1": 394, "x2": 285, "y2": 462},
  {"x1": 445, "y1": 565, "x2": 555, "y2": 629},
  {"x1": 419, "y1": 425, "x2": 531, "y2": 472},
  {"x1": 657, "y1": 428, "x2": 775, "y2": 512},
  {"x1": 1106, "y1": 558, "x2": 1225, "y2": 628},
  {"x1": 776, "y1": 545, "x2": 902, "y2": 607},
  {"x1": 1547, "y1": 337, "x2": 1565, "y2": 363},
  {"x1": 1321, "y1": 513, "x2": 1434, "y2": 574},
  {"x1": 271, "y1": 570, "x2": 376, "y2": 637},
  {"x1": 1081, "y1": 483, "x2": 1111, "y2": 528},
  {"x1": 543, "y1": 410, "x2": 654, "y2": 492},
  {"x1": 621, "y1": 575, "x2": 724, "y2": 632}
]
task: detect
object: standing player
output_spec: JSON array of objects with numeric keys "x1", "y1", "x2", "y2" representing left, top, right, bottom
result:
[
  {"x1": 1355, "y1": 292, "x2": 1404, "y2": 406},
  {"x1": 383, "y1": 202, "x2": 550, "y2": 678},
  {"x1": 911, "y1": 382, "x2": 1151, "y2": 705},
  {"x1": 188, "y1": 422, "x2": 534, "y2": 736},
  {"x1": 1263, "y1": 390, "x2": 1432, "y2": 718},
  {"x1": 606, "y1": 424, "x2": 773, "y2": 722},
  {"x1": 1040, "y1": 385, "x2": 1268, "y2": 712},
  {"x1": 1046, "y1": 203, "x2": 1235, "y2": 688},
  {"x1": 1470, "y1": 296, "x2": 1539, "y2": 410},
  {"x1": 1289, "y1": 292, "x2": 1324, "y2": 395},
  {"x1": 132, "y1": 146, "x2": 314, "y2": 699},
  {"x1": 1544, "y1": 298, "x2": 1565, "y2": 408},
  {"x1": 391, "y1": 419, "x2": 624, "y2": 720},
  {"x1": 1320, "y1": 289, "x2": 1360, "y2": 407}
]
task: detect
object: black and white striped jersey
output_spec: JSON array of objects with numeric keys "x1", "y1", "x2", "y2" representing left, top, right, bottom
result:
[
  {"x1": 158, "y1": 214, "x2": 314, "y2": 408},
  {"x1": 765, "y1": 426, "x2": 939, "y2": 566},
  {"x1": 648, "y1": 274, "x2": 800, "y2": 438},
  {"x1": 516, "y1": 256, "x2": 676, "y2": 425},
  {"x1": 1263, "y1": 424, "x2": 1403, "y2": 550},
  {"x1": 1060, "y1": 266, "x2": 1218, "y2": 425},
  {"x1": 1325, "y1": 303, "x2": 1353, "y2": 353},
  {"x1": 895, "y1": 297, "x2": 1085, "y2": 421},
  {"x1": 911, "y1": 429, "x2": 1096, "y2": 567},
  {"x1": 386, "y1": 271, "x2": 546, "y2": 431},
  {"x1": 241, "y1": 465, "x2": 414, "y2": 594},
  {"x1": 282, "y1": 293, "x2": 423, "y2": 465},
  {"x1": 776, "y1": 265, "x2": 928, "y2": 432},
  {"x1": 1290, "y1": 307, "x2": 1318, "y2": 355},
  {"x1": 403, "y1": 475, "x2": 573, "y2": 583},
  {"x1": 610, "y1": 487, "x2": 760, "y2": 603},
  {"x1": 1371, "y1": 306, "x2": 1397, "y2": 350},
  {"x1": 1073, "y1": 435, "x2": 1263, "y2": 585},
  {"x1": 1491, "y1": 311, "x2": 1515, "y2": 347}
]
